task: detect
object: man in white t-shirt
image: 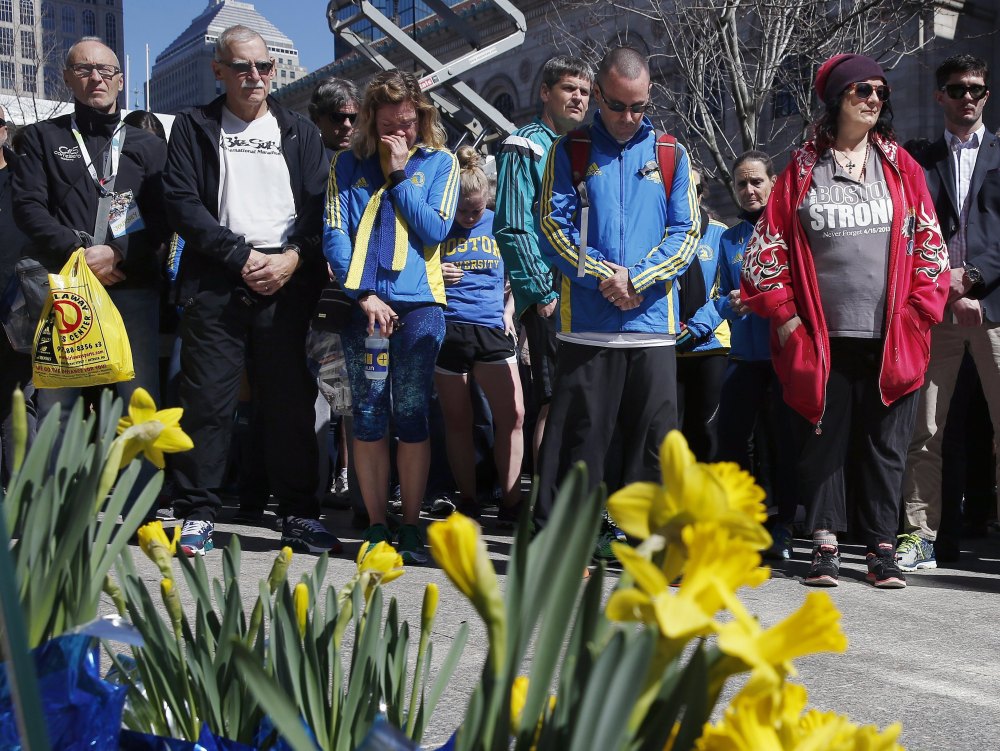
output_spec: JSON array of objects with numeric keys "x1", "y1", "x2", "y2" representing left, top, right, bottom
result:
[{"x1": 163, "y1": 24, "x2": 335, "y2": 556}]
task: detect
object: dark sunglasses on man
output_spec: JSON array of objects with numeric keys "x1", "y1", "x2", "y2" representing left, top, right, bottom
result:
[
  {"x1": 602, "y1": 97, "x2": 650, "y2": 114},
  {"x1": 217, "y1": 59, "x2": 275, "y2": 76},
  {"x1": 327, "y1": 112, "x2": 358, "y2": 125},
  {"x1": 940, "y1": 83, "x2": 989, "y2": 101},
  {"x1": 848, "y1": 82, "x2": 891, "y2": 101}
]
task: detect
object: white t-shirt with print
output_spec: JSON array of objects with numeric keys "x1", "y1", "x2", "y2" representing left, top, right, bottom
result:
[{"x1": 218, "y1": 107, "x2": 296, "y2": 249}]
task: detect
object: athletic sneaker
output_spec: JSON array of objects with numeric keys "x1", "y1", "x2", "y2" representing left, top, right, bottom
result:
[
  {"x1": 281, "y1": 516, "x2": 343, "y2": 555},
  {"x1": 594, "y1": 512, "x2": 628, "y2": 561},
  {"x1": 895, "y1": 533, "x2": 937, "y2": 571},
  {"x1": 764, "y1": 525, "x2": 793, "y2": 561},
  {"x1": 867, "y1": 545, "x2": 907, "y2": 589},
  {"x1": 803, "y1": 544, "x2": 840, "y2": 586},
  {"x1": 396, "y1": 524, "x2": 429, "y2": 565},
  {"x1": 455, "y1": 497, "x2": 481, "y2": 519},
  {"x1": 429, "y1": 493, "x2": 457, "y2": 517},
  {"x1": 333, "y1": 468, "x2": 349, "y2": 496},
  {"x1": 179, "y1": 520, "x2": 214, "y2": 557},
  {"x1": 359, "y1": 523, "x2": 392, "y2": 558}
]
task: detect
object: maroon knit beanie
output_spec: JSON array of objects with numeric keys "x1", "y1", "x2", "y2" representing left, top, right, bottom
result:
[{"x1": 814, "y1": 54, "x2": 887, "y2": 102}]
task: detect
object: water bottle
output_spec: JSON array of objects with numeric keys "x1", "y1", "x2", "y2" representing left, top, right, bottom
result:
[{"x1": 365, "y1": 323, "x2": 389, "y2": 380}]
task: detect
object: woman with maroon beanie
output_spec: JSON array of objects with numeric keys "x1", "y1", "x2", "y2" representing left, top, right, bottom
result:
[{"x1": 741, "y1": 54, "x2": 949, "y2": 588}]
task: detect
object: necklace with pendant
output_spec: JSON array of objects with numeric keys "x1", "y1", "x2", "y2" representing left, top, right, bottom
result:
[{"x1": 834, "y1": 140, "x2": 870, "y2": 178}]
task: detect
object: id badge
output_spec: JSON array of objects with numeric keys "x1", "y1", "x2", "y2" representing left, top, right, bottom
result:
[{"x1": 108, "y1": 189, "x2": 145, "y2": 238}]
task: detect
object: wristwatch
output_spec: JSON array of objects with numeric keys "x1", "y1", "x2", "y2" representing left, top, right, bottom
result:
[{"x1": 964, "y1": 263, "x2": 984, "y2": 288}]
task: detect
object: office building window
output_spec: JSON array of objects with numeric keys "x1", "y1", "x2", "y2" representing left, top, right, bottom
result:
[
  {"x1": 0, "y1": 27, "x2": 12, "y2": 57},
  {"x1": 62, "y1": 7, "x2": 74, "y2": 34},
  {"x1": 0, "y1": 61, "x2": 14, "y2": 88},
  {"x1": 21, "y1": 62, "x2": 36, "y2": 92},
  {"x1": 18, "y1": 0, "x2": 32, "y2": 25},
  {"x1": 20, "y1": 29, "x2": 35, "y2": 60},
  {"x1": 82, "y1": 10, "x2": 95, "y2": 36},
  {"x1": 42, "y1": 3, "x2": 54, "y2": 31},
  {"x1": 0, "y1": 0, "x2": 12, "y2": 24},
  {"x1": 105, "y1": 13, "x2": 115, "y2": 49}
]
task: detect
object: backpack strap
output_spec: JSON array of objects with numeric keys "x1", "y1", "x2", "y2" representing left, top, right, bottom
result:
[
  {"x1": 566, "y1": 128, "x2": 592, "y2": 278},
  {"x1": 655, "y1": 131, "x2": 679, "y2": 203}
]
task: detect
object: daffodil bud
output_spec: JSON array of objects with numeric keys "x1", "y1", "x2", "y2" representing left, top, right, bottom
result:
[
  {"x1": 421, "y1": 583, "x2": 439, "y2": 633},
  {"x1": 294, "y1": 582, "x2": 309, "y2": 639},
  {"x1": 160, "y1": 578, "x2": 184, "y2": 637},
  {"x1": 11, "y1": 386, "x2": 26, "y2": 472},
  {"x1": 137, "y1": 521, "x2": 179, "y2": 577},
  {"x1": 103, "y1": 573, "x2": 126, "y2": 615},
  {"x1": 267, "y1": 546, "x2": 293, "y2": 594}
]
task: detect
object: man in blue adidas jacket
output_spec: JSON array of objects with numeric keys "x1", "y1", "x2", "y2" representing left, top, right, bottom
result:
[{"x1": 535, "y1": 46, "x2": 699, "y2": 532}]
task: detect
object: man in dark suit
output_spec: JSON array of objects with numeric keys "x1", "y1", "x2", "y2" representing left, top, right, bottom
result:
[{"x1": 899, "y1": 54, "x2": 999, "y2": 571}]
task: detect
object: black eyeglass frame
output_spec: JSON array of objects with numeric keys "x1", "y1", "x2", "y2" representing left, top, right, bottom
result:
[
  {"x1": 939, "y1": 83, "x2": 990, "y2": 101},
  {"x1": 66, "y1": 63, "x2": 121, "y2": 80},
  {"x1": 216, "y1": 58, "x2": 276, "y2": 76}
]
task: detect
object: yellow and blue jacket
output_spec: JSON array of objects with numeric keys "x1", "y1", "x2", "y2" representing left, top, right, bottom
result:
[
  {"x1": 323, "y1": 145, "x2": 460, "y2": 306},
  {"x1": 538, "y1": 113, "x2": 699, "y2": 335}
]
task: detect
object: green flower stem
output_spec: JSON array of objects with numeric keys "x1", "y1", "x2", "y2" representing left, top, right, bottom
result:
[
  {"x1": 405, "y1": 585, "x2": 438, "y2": 738},
  {"x1": 96, "y1": 436, "x2": 126, "y2": 511}
]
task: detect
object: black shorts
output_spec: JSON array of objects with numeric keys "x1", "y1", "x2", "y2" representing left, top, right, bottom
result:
[
  {"x1": 436, "y1": 322, "x2": 517, "y2": 375},
  {"x1": 521, "y1": 306, "x2": 559, "y2": 405}
]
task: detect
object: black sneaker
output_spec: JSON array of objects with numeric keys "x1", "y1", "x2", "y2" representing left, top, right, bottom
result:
[
  {"x1": 866, "y1": 545, "x2": 906, "y2": 589},
  {"x1": 281, "y1": 516, "x2": 344, "y2": 555},
  {"x1": 396, "y1": 524, "x2": 429, "y2": 565},
  {"x1": 803, "y1": 544, "x2": 840, "y2": 587},
  {"x1": 496, "y1": 501, "x2": 523, "y2": 529},
  {"x1": 455, "y1": 497, "x2": 481, "y2": 519},
  {"x1": 359, "y1": 523, "x2": 392, "y2": 559}
]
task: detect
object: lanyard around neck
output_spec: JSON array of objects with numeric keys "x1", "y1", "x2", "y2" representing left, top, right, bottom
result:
[{"x1": 70, "y1": 116, "x2": 126, "y2": 197}]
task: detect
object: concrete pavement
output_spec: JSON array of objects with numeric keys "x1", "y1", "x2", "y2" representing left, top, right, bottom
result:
[{"x1": 122, "y1": 502, "x2": 1000, "y2": 750}]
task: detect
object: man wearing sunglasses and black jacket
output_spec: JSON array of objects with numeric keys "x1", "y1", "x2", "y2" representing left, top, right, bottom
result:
[
  {"x1": 163, "y1": 24, "x2": 335, "y2": 557},
  {"x1": 899, "y1": 54, "x2": 1000, "y2": 572}
]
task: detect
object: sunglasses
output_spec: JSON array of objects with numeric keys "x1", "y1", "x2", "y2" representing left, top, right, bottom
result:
[
  {"x1": 940, "y1": 83, "x2": 989, "y2": 101},
  {"x1": 67, "y1": 63, "x2": 121, "y2": 80},
  {"x1": 217, "y1": 59, "x2": 275, "y2": 76},
  {"x1": 327, "y1": 112, "x2": 358, "y2": 125},
  {"x1": 602, "y1": 97, "x2": 650, "y2": 114},
  {"x1": 0, "y1": 119, "x2": 6, "y2": 127},
  {"x1": 848, "y1": 82, "x2": 891, "y2": 101}
]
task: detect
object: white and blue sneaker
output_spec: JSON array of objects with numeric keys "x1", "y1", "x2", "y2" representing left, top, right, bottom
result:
[
  {"x1": 179, "y1": 519, "x2": 214, "y2": 557},
  {"x1": 895, "y1": 533, "x2": 936, "y2": 571}
]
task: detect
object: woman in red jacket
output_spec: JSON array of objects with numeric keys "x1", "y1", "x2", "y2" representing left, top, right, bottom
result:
[{"x1": 741, "y1": 54, "x2": 948, "y2": 589}]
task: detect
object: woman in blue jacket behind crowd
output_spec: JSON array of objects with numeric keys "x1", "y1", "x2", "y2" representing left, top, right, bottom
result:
[
  {"x1": 713, "y1": 150, "x2": 796, "y2": 560},
  {"x1": 323, "y1": 69, "x2": 460, "y2": 564}
]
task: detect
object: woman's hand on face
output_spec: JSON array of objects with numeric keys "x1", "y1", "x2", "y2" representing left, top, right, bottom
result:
[
  {"x1": 441, "y1": 262, "x2": 464, "y2": 286},
  {"x1": 381, "y1": 134, "x2": 410, "y2": 173},
  {"x1": 777, "y1": 315, "x2": 802, "y2": 347},
  {"x1": 359, "y1": 293, "x2": 399, "y2": 336}
]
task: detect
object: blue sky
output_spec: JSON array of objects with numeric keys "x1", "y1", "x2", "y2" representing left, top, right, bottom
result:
[{"x1": 123, "y1": 1, "x2": 337, "y2": 107}]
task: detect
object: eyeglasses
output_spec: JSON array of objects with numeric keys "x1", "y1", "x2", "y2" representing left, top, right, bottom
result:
[
  {"x1": 601, "y1": 96, "x2": 650, "y2": 114},
  {"x1": 216, "y1": 59, "x2": 275, "y2": 76},
  {"x1": 67, "y1": 63, "x2": 121, "y2": 80},
  {"x1": 940, "y1": 83, "x2": 989, "y2": 101},
  {"x1": 848, "y1": 82, "x2": 891, "y2": 101},
  {"x1": 327, "y1": 111, "x2": 358, "y2": 125}
]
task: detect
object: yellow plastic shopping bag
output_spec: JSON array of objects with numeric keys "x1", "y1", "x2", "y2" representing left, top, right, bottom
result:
[{"x1": 32, "y1": 248, "x2": 134, "y2": 388}]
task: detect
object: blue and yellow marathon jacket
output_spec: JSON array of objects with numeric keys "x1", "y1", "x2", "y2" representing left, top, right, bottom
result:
[
  {"x1": 682, "y1": 216, "x2": 731, "y2": 353},
  {"x1": 323, "y1": 145, "x2": 460, "y2": 305},
  {"x1": 538, "y1": 113, "x2": 699, "y2": 335},
  {"x1": 713, "y1": 219, "x2": 771, "y2": 362}
]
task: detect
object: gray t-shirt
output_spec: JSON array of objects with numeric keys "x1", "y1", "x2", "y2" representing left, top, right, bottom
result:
[{"x1": 798, "y1": 147, "x2": 893, "y2": 338}]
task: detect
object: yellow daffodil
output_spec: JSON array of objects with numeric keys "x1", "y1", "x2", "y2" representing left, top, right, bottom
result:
[
  {"x1": 607, "y1": 524, "x2": 767, "y2": 646},
  {"x1": 356, "y1": 540, "x2": 405, "y2": 585},
  {"x1": 607, "y1": 431, "x2": 771, "y2": 553},
  {"x1": 116, "y1": 387, "x2": 193, "y2": 469},
  {"x1": 716, "y1": 592, "x2": 848, "y2": 696},
  {"x1": 136, "y1": 520, "x2": 180, "y2": 577},
  {"x1": 428, "y1": 513, "x2": 506, "y2": 672},
  {"x1": 293, "y1": 582, "x2": 309, "y2": 639}
]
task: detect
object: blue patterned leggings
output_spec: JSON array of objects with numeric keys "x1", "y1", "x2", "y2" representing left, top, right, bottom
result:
[{"x1": 340, "y1": 303, "x2": 445, "y2": 442}]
